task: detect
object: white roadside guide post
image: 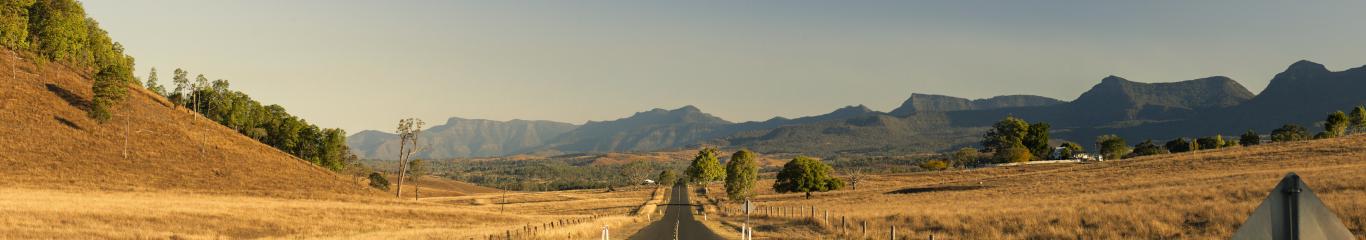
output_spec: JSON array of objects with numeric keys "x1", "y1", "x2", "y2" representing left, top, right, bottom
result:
[
  {"x1": 744, "y1": 199, "x2": 753, "y2": 240},
  {"x1": 601, "y1": 225, "x2": 609, "y2": 240}
]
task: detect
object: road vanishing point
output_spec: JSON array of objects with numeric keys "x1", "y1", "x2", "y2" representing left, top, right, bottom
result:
[{"x1": 629, "y1": 184, "x2": 725, "y2": 240}]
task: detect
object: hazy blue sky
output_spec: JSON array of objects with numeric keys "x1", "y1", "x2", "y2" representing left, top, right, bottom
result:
[{"x1": 83, "y1": 1, "x2": 1366, "y2": 134}]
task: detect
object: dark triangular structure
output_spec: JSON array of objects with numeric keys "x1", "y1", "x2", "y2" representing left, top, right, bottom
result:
[{"x1": 1232, "y1": 173, "x2": 1354, "y2": 240}]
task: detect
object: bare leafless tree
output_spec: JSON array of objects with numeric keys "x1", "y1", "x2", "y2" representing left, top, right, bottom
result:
[{"x1": 845, "y1": 169, "x2": 864, "y2": 190}]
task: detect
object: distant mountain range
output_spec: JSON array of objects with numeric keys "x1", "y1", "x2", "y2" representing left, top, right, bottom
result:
[
  {"x1": 347, "y1": 118, "x2": 576, "y2": 159},
  {"x1": 349, "y1": 60, "x2": 1366, "y2": 159}
]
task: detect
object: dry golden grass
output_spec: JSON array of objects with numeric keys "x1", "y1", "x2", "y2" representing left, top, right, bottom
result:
[
  {"x1": 699, "y1": 135, "x2": 1366, "y2": 239},
  {"x1": 382, "y1": 175, "x2": 503, "y2": 199},
  {"x1": 0, "y1": 49, "x2": 660, "y2": 239},
  {"x1": 0, "y1": 187, "x2": 659, "y2": 239},
  {"x1": 0, "y1": 49, "x2": 370, "y2": 197}
]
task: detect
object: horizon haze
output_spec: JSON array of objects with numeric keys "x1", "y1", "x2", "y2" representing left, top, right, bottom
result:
[{"x1": 82, "y1": 0, "x2": 1366, "y2": 134}]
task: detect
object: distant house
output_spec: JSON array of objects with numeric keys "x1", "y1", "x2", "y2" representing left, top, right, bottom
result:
[
  {"x1": 1051, "y1": 147, "x2": 1067, "y2": 160},
  {"x1": 1051, "y1": 147, "x2": 1102, "y2": 161},
  {"x1": 1073, "y1": 153, "x2": 1104, "y2": 162}
]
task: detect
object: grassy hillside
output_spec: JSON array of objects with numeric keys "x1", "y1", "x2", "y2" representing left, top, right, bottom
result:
[
  {"x1": 0, "y1": 49, "x2": 367, "y2": 197},
  {"x1": 697, "y1": 134, "x2": 1366, "y2": 239}
]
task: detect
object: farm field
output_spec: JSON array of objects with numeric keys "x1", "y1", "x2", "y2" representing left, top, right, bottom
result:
[
  {"x1": 0, "y1": 184, "x2": 660, "y2": 239},
  {"x1": 697, "y1": 134, "x2": 1366, "y2": 239}
]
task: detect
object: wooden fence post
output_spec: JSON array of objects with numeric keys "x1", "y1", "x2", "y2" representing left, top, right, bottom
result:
[{"x1": 841, "y1": 216, "x2": 847, "y2": 236}]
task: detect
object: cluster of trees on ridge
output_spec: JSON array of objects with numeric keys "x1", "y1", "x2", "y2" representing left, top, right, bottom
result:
[
  {"x1": 3, "y1": 0, "x2": 136, "y2": 122},
  {"x1": 2, "y1": 0, "x2": 355, "y2": 172},
  {"x1": 929, "y1": 105, "x2": 1366, "y2": 169},
  {"x1": 140, "y1": 67, "x2": 355, "y2": 170}
]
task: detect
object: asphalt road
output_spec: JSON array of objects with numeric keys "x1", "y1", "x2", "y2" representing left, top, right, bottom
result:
[{"x1": 628, "y1": 184, "x2": 725, "y2": 240}]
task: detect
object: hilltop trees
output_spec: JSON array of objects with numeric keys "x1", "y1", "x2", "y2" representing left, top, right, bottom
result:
[
  {"x1": 171, "y1": 68, "x2": 189, "y2": 105},
  {"x1": 7, "y1": 0, "x2": 354, "y2": 171},
  {"x1": 1240, "y1": 130, "x2": 1262, "y2": 146},
  {"x1": 773, "y1": 156, "x2": 843, "y2": 199},
  {"x1": 1096, "y1": 135, "x2": 1130, "y2": 160},
  {"x1": 1351, "y1": 106, "x2": 1366, "y2": 134},
  {"x1": 1195, "y1": 135, "x2": 1226, "y2": 150},
  {"x1": 1323, "y1": 111, "x2": 1349, "y2": 138},
  {"x1": 1165, "y1": 138, "x2": 1195, "y2": 153},
  {"x1": 0, "y1": 0, "x2": 35, "y2": 49},
  {"x1": 1271, "y1": 124, "x2": 1309, "y2": 142},
  {"x1": 140, "y1": 68, "x2": 351, "y2": 171},
  {"x1": 143, "y1": 67, "x2": 165, "y2": 96},
  {"x1": 724, "y1": 150, "x2": 758, "y2": 201},
  {"x1": 1131, "y1": 140, "x2": 1166, "y2": 157},
  {"x1": 29, "y1": 0, "x2": 89, "y2": 62},
  {"x1": 685, "y1": 147, "x2": 724, "y2": 185},
  {"x1": 26, "y1": 1, "x2": 138, "y2": 124}
]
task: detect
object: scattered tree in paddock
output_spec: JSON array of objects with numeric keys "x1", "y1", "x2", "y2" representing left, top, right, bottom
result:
[
  {"x1": 1023, "y1": 122, "x2": 1051, "y2": 160},
  {"x1": 951, "y1": 147, "x2": 983, "y2": 167},
  {"x1": 844, "y1": 169, "x2": 865, "y2": 190},
  {"x1": 685, "y1": 147, "x2": 724, "y2": 186},
  {"x1": 774, "y1": 156, "x2": 844, "y2": 199},
  {"x1": 407, "y1": 159, "x2": 429, "y2": 200},
  {"x1": 657, "y1": 170, "x2": 678, "y2": 186},
  {"x1": 620, "y1": 161, "x2": 652, "y2": 187},
  {"x1": 724, "y1": 150, "x2": 758, "y2": 201},
  {"x1": 995, "y1": 144, "x2": 1033, "y2": 163},
  {"x1": 393, "y1": 118, "x2": 425, "y2": 198},
  {"x1": 981, "y1": 116, "x2": 1029, "y2": 153},
  {"x1": 367, "y1": 172, "x2": 390, "y2": 191},
  {"x1": 1096, "y1": 135, "x2": 1130, "y2": 160}
]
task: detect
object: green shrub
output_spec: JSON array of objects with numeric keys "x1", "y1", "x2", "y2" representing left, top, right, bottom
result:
[
  {"x1": 367, "y1": 172, "x2": 390, "y2": 191},
  {"x1": 919, "y1": 160, "x2": 950, "y2": 171}
]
